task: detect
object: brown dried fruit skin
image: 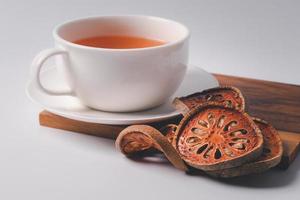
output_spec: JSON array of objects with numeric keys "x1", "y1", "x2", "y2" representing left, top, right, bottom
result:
[
  {"x1": 208, "y1": 118, "x2": 283, "y2": 178},
  {"x1": 173, "y1": 103, "x2": 263, "y2": 171},
  {"x1": 115, "y1": 125, "x2": 188, "y2": 171},
  {"x1": 173, "y1": 86, "x2": 245, "y2": 115},
  {"x1": 160, "y1": 124, "x2": 178, "y2": 144}
]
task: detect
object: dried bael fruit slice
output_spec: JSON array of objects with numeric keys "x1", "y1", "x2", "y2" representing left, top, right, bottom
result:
[
  {"x1": 116, "y1": 125, "x2": 188, "y2": 171},
  {"x1": 173, "y1": 103, "x2": 263, "y2": 171},
  {"x1": 173, "y1": 86, "x2": 245, "y2": 115},
  {"x1": 160, "y1": 124, "x2": 178, "y2": 144},
  {"x1": 208, "y1": 118, "x2": 283, "y2": 178}
]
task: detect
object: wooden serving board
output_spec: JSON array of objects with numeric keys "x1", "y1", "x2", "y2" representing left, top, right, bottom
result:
[{"x1": 39, "y1": 74, "x2": 300, "y2": 169}]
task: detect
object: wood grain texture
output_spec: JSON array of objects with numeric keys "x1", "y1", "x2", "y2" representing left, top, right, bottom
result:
[
  {"x1": 39, "y1": 111, "x2": 181, "y2": 140},
  {"x1": 39, "y1": 111, "x2": 124, "y2": 139},
  {"x1": 279, "y1": 130, "x2": 300, "y2": 142},
  {"x1": 215, "y1": 74, "x2": 300, "y2": 133}
]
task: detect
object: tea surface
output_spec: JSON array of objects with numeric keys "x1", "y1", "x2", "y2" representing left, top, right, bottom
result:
[{"x1": 73, "y1": 35, "x2": 165, "y2": 49}]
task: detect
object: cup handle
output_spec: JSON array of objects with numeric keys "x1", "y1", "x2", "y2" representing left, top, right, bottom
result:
[{"x1": 31, "y1": 48, "x2": 75, "y2": 96}]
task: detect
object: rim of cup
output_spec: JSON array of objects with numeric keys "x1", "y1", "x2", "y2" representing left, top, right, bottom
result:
[{"x1": 53, "y1": 15, "x2": 190, "y2": 52}]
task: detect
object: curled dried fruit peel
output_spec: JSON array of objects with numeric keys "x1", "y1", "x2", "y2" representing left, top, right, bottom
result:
[
  {"x1": 116, "y1": 124, "x2": 178, "y2": 154},
  {"x1": 208, "y1": 118, "x2": 283, "y2": 178},
  {"x1": 116, "y1": 125, "x2": 188, "y2": 171},
  {"x1": 173, "y1": 86, "x2": 246, "y2": 115},
  {"x1": 173, "y1": 103, "x2": 263, "y2": 171}
]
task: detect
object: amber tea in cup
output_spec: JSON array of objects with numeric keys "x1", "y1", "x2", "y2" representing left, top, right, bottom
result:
[{"x1": 73, "y1": 35, "x2": 166, "y2": 49}]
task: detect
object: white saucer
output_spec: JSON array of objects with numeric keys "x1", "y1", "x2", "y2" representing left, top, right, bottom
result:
[{"x1": 26, "y1": 65, "x2": 219, "y2": 125}]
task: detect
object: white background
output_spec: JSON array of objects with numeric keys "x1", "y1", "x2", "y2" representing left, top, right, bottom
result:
[{"x1": 0, "y1": 0, "x2": 300, "y2": 199}]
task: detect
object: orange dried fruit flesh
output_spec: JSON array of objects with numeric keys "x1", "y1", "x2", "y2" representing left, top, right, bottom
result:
[
  {"x1": 115, "y1": 125, "x2": 188, "y2": 171},
  {"x1": 173, "y1": 86, "x2": 245, "y2": 115},
  {"x1": 173, "y1": 103, "x2": 263, "y2": 171},
  {"x1": 208, "y1": 118, "x2": 283, "y2": 177}
]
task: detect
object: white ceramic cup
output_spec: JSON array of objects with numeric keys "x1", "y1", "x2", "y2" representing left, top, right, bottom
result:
[{"x1": 31, "y1": 16, "x2": 189, "y2": 112}]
